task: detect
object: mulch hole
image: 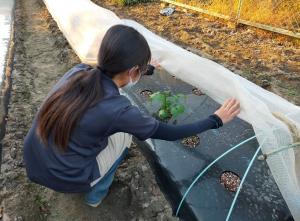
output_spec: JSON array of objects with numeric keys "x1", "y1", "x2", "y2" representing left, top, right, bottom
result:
[
  {"x1": 181, "y1": 135, "x2": 200, "y2": 148},
  {"x1": 140, "y1": 89, "x2": 153, "y2": 98},
  {"x1": 220, "y1": 171, "x2": 241, "y2": 192},
  {"x1": 192, "y1": 88, "x2": 204, "y2": 96}
]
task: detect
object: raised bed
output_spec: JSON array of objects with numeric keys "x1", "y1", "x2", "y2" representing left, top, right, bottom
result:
[{"x1": 123, "y1": 69, "x2": 294, "y2": 221}]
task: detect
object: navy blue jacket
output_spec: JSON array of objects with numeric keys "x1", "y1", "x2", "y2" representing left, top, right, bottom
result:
[
  {"x1": 23, "y1": 64, "x2": 159, "y2": 192},
  {"x1": 23, "y1": 63, "x2": 222, "y2": 193}
]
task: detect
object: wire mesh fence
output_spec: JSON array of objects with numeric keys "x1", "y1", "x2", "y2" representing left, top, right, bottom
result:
[{"x1": 161, "y1": 0, "x2": 300, "y2": 38}]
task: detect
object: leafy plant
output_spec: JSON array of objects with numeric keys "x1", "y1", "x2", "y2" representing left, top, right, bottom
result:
[{"x1": 149, "y1": 91, "x2": 186, "y2": 121}]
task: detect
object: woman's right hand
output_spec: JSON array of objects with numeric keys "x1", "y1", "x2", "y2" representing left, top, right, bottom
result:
[
  {"x1": 150, "y1": 58, "x2": 161, "y2": 69},
  {"x1": 214, "y1": 98, "x2": 240, "y2": 124}
]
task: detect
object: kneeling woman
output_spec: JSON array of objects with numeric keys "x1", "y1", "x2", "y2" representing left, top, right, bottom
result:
[{"x1": 24, "y1": 25, "x2": 240, "y2": 207}]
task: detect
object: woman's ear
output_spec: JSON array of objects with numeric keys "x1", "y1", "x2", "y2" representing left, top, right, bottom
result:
[{"x1": 128, "y1": 66, "x2": 139, "y2": 76}]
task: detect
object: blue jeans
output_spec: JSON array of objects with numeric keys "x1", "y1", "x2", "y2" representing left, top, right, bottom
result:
[{"x1": 85, "y1": 147, "x2": 129, "y2": 205}]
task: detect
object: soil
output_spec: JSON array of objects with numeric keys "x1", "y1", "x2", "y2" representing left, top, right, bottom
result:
[
  {"x1": 220, "y1": 171, "x2": 241, "y2": 192},
  {"x1": 0, "y1": 0, "x2": 178, "y2": 220},
  {"x1": 92, "y1": 0, "x2": 300, "y2": 105},
  {"x1": 181, "y1": 135, "x2": 200, "y2": 148}
]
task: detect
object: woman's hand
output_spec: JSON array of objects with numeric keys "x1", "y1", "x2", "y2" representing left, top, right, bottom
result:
[{"x1": 214, "y1": 98, "x2": 240, "y2": 124}]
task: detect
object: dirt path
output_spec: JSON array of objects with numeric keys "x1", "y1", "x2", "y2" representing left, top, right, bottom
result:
[
  {"x1": 93, "y1": 0, "x2": 300, "y2": 105},
  {"x1": 0, "y1": 0, "x2": 177, "y2": 220}
]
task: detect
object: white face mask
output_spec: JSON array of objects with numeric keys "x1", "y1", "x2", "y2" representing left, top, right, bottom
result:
[{"x1": 122, "y1": 70, "x2": 141, "y2": 90}]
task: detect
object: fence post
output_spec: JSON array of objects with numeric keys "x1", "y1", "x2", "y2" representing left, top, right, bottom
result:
[{"x1": 236, "y1": 0, "x2": 244, "y2": 24}]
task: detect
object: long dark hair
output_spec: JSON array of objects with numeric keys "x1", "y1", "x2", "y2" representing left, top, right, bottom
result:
[{"x1": 36, "y1": 25, "x2": 151, "y2": 151}]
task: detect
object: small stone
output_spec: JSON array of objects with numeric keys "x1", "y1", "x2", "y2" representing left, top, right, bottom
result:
[
  {"x1": 142, "y1": 202, "x2": 150, "y2": 208},
  {"x1": 141, "y1": 165, "x2": 148, "y2": 172},
  {"x1": 260, "y1": 79, "x2": 270, "y2": 88},
  {"x1": 14, "y1": 216, "x2": 23, "y2": 221},
  {"x1": 10, "y1": 148, "x2": 17, "y2": 159}
]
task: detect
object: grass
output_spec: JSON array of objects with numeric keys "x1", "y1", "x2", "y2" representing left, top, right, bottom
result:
[
  {"x1": 174, "y1": 0, "x2": 300, "y2": 32},
  {"x1": 34, "y1": 194, "x2": 47, "y2": 207},
  {"x1": 240, "y1": 0, "x2": 300, "y2": 30},
  {"x1": 287, "y1": 89, "x2": 297, "y2": 96}
]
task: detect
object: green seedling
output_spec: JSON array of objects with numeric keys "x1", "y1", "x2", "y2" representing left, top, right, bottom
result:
[{"x1": 149, "y1": 91, "x2": 186, "y2": 121}]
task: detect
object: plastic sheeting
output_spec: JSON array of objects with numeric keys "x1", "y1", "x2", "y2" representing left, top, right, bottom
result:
[
  {"x1": 126, "y1": 72, "x2": 292, "y2": 220},
  {"x1": 43, "y1": 0, "x2": 300, "y2": 219},
  {"x1": 0, "y1": 0, "x2": 14, "y2": 83}
]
